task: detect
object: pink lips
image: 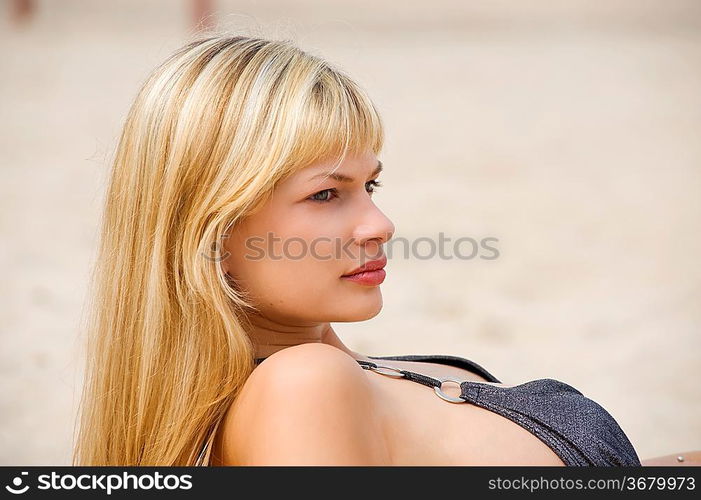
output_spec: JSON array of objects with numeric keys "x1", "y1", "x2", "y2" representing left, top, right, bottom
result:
[{"x1": 341, "y1": 255, "x2": 387, "y2": 286}]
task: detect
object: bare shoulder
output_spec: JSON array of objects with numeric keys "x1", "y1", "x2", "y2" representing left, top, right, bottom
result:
[
  {"x1": 255, "y1": 342, "x2": 364, "y2": 375},
  {"x1": 218, "y1": 344, "x2": 390, "y2": 465}
]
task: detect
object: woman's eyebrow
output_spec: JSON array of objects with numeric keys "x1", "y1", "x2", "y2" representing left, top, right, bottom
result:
[{"x1": 309, "y1": 160, "x2": 383, "y2": 183}]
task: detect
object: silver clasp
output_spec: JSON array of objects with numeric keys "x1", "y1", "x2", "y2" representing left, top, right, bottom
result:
[
  {"x1": 367, "y1": 364, "x2": 406, "y2": 378},
  {"x1": 434, "y1": 377, "x2": 466, "y2": 403}
]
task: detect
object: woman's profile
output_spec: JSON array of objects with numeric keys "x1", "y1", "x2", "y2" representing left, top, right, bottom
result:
[{"x1": 72, "y1": 33, "x2": 698, "y2": 466}]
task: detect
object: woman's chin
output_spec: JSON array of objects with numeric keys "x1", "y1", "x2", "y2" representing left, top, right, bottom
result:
[{"x1": 335, "y1": 291, "x2": 383, "y2": 320}]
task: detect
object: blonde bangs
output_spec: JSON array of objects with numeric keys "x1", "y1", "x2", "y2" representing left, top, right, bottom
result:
[{"x1": 284, "y1": 64, "x2": 385, "y2": 176}]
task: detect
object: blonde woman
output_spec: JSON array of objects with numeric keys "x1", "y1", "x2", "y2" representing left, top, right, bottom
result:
[{"x1": 73, "y1": 34, "x2": 697, "y2": 467}]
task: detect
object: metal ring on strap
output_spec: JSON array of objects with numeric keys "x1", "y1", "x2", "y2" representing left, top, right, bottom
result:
[
  {"x1": 434, "y1": 377, "x2": 466, "y2": 403},
  {"x1": 368, "y1": 364, "x2": 406, "y2": 378}
]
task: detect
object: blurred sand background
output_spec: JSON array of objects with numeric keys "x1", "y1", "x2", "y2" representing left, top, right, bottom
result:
[{"x1": 1, "y1": 0, "x2": 700, "y2": 464}]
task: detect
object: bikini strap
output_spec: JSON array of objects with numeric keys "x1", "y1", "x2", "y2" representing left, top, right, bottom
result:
[
  {"x1": 254, "y1": 356, "x2": 469, "y2": 404},
  {"x1": 355, "y1": 359, "x2": 467, "y2": 404}
]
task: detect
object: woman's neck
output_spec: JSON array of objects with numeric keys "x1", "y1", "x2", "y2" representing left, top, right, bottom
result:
[{"x1": 249, "y1": 317, "x2": 365, "y2": 361}]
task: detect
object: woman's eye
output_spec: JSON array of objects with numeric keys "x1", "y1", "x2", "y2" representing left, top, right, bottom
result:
[
  {"x1": 308, "y1": 188, "x2": 338, "y2": 203},
  {"x1": 366, "y1": 179, "x2": 383, "y2": 194},
  {"x1": 308, "y1": 180, "x2": 382, "y2": 203}
]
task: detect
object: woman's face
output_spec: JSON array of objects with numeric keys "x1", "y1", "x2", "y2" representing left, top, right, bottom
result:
[{"x1": 222, "y1": 150, "x2": 395, "y2": 323}]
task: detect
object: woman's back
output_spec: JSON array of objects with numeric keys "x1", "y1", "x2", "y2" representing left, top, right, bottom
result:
[
  {"x1": 211, "y1": 343, "x2": 639, "y2": 466},
  {"x1": 211, "y1": 343, "x2": 391, "y2": 465}
]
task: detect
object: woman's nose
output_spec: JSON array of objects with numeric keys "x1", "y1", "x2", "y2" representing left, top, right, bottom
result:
[{"x1": 352, "y1": 213, "x2": 395, "y2": 247}]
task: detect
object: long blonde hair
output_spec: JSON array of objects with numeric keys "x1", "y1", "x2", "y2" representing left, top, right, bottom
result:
[{"x1": 72, "y1": 33, "x2": 384, "y2": 465}]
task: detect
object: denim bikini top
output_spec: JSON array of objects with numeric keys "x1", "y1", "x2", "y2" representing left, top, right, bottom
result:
[{"x1": 254, "y1": 353, "x2": 641, "y2": 466}]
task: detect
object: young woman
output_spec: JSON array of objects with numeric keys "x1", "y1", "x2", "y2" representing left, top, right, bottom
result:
[{"x1": 73, "y1": 33, "x2": 696, "y2": 466}]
